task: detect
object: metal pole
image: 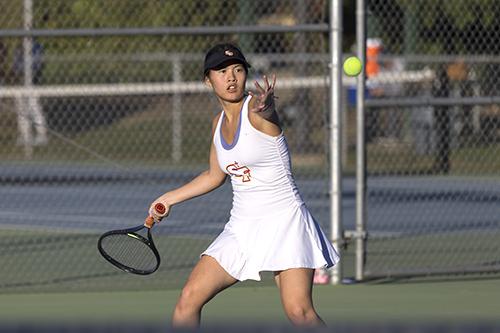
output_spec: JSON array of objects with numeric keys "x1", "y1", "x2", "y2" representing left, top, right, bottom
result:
[
  {"x1": 294, "y1": 1, "x2": 308, "y2": 154},
  {"x1": 23, "y1": 0, "x2": 33, "y2": 87},
  {"x1": 0, "y1": 24, "x2": 330, "y2": 38},
  {"x1": 342, "y1": 83, "x2": 348, "y2": 169},
  {"x1": 172, "y1": 56, "x2": 182, "y2": 163},
  {"x1": 238, "y1": 0, "x2": 253, "y2": 52},
  {"x1": 22, "y1": 0, "x2": 34, "y2": 158},
  {"x1": 355, "y1": 0, "x2": 367, "y2": 281},
  {"x1": 329, "y1": 0, "x2": 343, "y2": 285}
]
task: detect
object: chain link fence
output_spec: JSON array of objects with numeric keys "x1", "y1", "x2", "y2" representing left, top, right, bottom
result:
[
  {"x1": 358, "y1": 0, "x2": 500, "y2": 279},
  {"x1": 2, "y1": 0, "x2": 499, "y2": 293},
  {"x1": 0, "y1": 0, "x2": 332, "y2": 293}
]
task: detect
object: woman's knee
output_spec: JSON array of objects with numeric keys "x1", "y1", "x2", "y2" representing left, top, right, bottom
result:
[
  {"x1": 283, "y1": 304, "x2": 318, "y2": 324},
  {"x1": 175, "y1": 284, "x2": 204, "y2": 313}
]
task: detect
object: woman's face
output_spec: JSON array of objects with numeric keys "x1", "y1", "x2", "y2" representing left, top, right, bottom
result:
[{"x1": 205, "y1": 62, "x2": 247, "y2": 103}]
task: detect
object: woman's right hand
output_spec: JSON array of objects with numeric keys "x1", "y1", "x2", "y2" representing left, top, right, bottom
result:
[{"x1": 148, "y1": 199, "x2": 171, "y2": 223}]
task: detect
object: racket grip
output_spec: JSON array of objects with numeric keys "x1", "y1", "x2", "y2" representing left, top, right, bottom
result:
[{"x1": 144, "y1": 215, "x2": 155, "y2": 228}]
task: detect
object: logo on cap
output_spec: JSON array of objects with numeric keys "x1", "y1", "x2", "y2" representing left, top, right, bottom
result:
[{"x1": 224, "y1": 50, "x2": 234, "y2": 56}]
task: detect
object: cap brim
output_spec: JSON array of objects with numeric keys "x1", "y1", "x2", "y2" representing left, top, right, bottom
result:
[{"x1": 204, "y1": 58, "x2": 251, "y2": 74}]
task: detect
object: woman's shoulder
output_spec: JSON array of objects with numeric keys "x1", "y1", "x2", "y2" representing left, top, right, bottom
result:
[
  {"x1": 211, "y1": 112, "x2": 223, "y2": 136},
  {"x1": 212, "y1": 112, "x2": 222, "y2": 126},
  {"x1": 246, "y1": 102, "x2": 282, "y2": 137}
]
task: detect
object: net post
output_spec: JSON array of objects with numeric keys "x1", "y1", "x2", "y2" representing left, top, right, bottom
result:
[{"x1": 329, "y1": 0, "x2": 343, "y2": 285}]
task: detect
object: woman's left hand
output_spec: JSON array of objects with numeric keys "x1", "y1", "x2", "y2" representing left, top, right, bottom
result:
[{"x1": 249, "y1": 74, "x2": 277, "y2": 114}]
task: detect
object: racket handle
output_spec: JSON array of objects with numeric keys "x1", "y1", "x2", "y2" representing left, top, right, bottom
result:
[{"x1": 144, "y1": 215, "x2": 155, "y2": 228}]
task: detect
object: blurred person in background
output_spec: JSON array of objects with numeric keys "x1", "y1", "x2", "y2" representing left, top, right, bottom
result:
[
  {"x1": 365, "y1": 38, "x2": 405, "y2": 143},
  {"x1": 11, "y1": 36, "x2": 48, "y2": 147}
]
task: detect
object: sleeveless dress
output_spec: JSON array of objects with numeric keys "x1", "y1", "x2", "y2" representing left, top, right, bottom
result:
[{"x1": 201, "y1": 95, "x2": 340, "y2": 281}]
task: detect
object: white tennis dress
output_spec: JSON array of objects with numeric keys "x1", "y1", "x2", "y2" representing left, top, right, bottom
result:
[{"x1": 202, "y1": 95, "x2": 340, "y2": 281}]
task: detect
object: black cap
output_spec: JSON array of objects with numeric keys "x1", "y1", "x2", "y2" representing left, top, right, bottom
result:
[{"x1": 203, "y1": 43, "x2": 251, "y2": 75}]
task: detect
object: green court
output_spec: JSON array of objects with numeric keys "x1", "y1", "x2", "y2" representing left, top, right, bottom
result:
[{"x1": 1, "y1": 278, "x2": 499, "y2": 326}]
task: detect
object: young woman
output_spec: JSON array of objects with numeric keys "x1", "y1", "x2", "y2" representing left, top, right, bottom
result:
[{"x1": 147, "y1": 43, "x2": 339, "y2": 328}]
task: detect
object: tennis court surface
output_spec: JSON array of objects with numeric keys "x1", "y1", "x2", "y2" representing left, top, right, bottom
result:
[{"x1": 1, "y1": 279, "x2": 500, "y2": 332}]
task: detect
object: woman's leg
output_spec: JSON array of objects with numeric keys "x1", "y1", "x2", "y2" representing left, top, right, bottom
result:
[
  {"x1": 172, "y1": 255, "x2": 238, "y2": 328},
  {"x1": 274, "y1": 268, "x2": 326, "y2": 327}
]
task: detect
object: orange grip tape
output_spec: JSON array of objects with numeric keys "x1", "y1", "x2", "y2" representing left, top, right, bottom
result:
[{"x1": 144, "y1": 215, "x2": 154, "y2": 228}]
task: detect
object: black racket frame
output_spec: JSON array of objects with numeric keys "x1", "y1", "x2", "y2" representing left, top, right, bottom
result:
[{"x1": 97, "y1": 224, "x2": 161, "y2": 275}]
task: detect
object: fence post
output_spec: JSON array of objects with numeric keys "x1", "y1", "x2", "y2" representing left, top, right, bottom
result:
[
  {"x1": 329, "y1": 0, "x2": 343, "y2": 285},
  {"x1": 22, "y1": 0, "x2": 34, "y2": 159},
  {"x1": 172, "y1": 55, "x2": 182, "y2": 163},
  {"x1": 355, "y1": 0, "x2": 367, "y2": 281}
]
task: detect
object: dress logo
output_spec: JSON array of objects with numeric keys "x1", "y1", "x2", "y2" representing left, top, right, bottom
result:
[{"x1": 226, "y1": 161, "x2": 251, "y2": 182}]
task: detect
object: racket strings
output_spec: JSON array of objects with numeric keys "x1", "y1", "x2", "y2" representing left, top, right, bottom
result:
[{"x1": 100, "y1": 233, "x2": 158, "y2": 272}]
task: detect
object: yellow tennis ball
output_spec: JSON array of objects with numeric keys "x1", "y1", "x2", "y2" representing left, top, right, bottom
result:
[{"x1": 343, "y1": 56, "x2": 362, "y2": 76}]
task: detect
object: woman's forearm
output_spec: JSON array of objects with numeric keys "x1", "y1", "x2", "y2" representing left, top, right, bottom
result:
[{"x1": 157, "y1": 170, "x2": 226, "y2": 206}]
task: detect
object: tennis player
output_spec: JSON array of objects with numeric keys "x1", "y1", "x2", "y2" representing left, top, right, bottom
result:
[{"x1": 149, "y1": 43, "x2": 340, "y2": 328}]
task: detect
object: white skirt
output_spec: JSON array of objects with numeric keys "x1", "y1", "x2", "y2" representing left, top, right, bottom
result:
[{"x1": 201, "y1": 203, "x2": 340, "y2": 281}]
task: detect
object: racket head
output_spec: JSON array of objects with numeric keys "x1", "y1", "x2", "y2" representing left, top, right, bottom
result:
[{"x1": 97, "y1": 224, "x2": 161, "y2": 275}]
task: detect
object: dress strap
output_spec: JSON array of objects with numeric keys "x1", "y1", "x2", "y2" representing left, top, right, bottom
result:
[
  {"x1": 240, "y1": 94, "x2": 252, "y2": 128},
  {"x1": 213, "y1": 110, "x2": 224, "y2": 144}
]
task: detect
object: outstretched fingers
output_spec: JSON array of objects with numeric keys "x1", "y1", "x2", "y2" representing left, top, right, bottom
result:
[
  {"x1": 270, "y1": 74, "x2": 276, "y2": 90},
  {"x1": 254, "y1": 80, "x2": 266, "y2": 95},
  {"x1": 249, "y1": 74, "x2": 277, "y2": 113}
]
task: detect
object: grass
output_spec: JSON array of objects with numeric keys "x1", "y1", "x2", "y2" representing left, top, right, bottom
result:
[
  {"x1": 344, "y1": 141, "x2": 500, "y2": 176},
  {"x1": 3, "y1": 98, "x2": 500, "y2": 177}
]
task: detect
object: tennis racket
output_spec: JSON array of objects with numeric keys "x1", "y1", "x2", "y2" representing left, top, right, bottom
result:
[{"x1": 97, "y1": 202, "x2": 167, "y2": 275}]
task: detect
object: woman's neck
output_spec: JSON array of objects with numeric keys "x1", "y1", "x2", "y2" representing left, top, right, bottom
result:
[{"x1": 220, "y1": 95, "x2": 246, "y2": 121}]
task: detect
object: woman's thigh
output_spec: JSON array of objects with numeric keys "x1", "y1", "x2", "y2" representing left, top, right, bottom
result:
[
  {"x1": 274, "y1": 268, "x2": 315, "y2": 308},
  {"x1": 178, "y1": 255, "x2": 238, "y2": 306}
]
